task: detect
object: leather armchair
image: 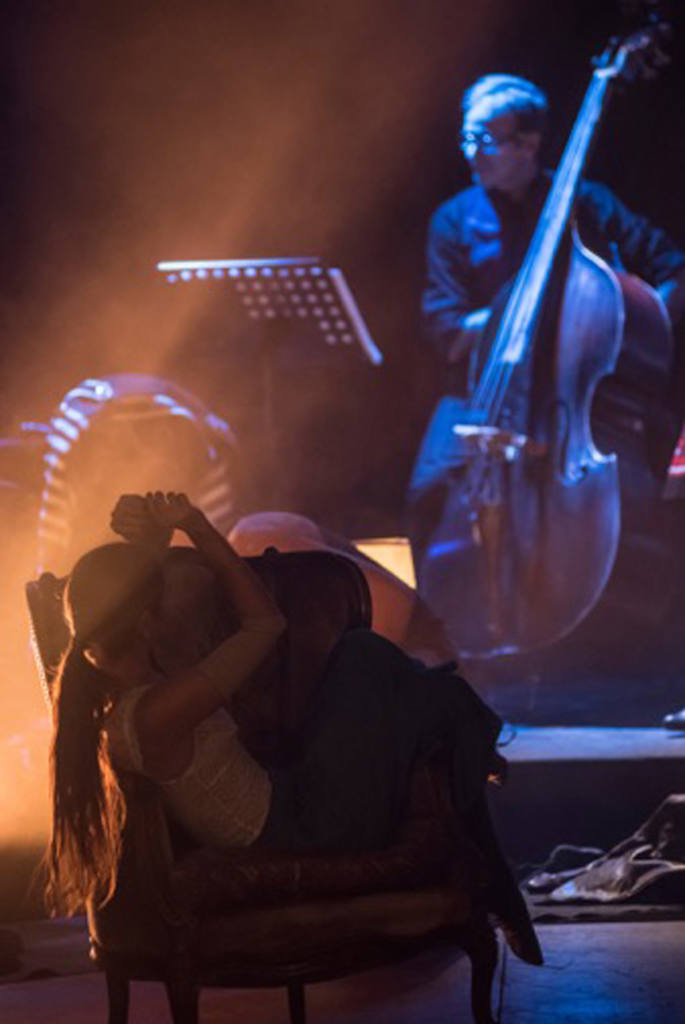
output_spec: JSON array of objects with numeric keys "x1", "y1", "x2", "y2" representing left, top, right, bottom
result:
[{"x1": 27, "y1": 549, "x2": 498, "y2": 1024}]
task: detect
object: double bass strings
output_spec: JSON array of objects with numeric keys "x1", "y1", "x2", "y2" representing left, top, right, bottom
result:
[{"x1": 473, "y1": 66, "x2": 615, "y2": 425}]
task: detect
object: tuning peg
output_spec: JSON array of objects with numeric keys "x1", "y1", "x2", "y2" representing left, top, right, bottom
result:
[{"x1": 592, "y1": 37, "x2": 619, "y2": 68}]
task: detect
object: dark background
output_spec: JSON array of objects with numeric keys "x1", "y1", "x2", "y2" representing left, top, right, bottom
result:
[
  {"x1": 0, "y1": 3, "x2": 684, "y2": 886},
  {"x1": 1, "y1": 0, "x2": 684, "y2": 923},
  {"x1": 0, "y1": 0, "x2": 682, "y2": 536}
]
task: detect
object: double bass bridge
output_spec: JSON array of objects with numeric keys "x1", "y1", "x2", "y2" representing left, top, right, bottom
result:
[{"x1": 450, "y1": 423, "x2": 547, "y2": 464}]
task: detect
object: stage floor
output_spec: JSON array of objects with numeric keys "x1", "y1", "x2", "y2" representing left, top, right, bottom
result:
[
  {"x1": 2, "y1": 725, "x2": 684, "y2": 1021},
  {"x1": 502, "y1": 724, "x2": 685, "y2": 762},
  {"x1": 1, "y1": 918, "x2": 684, "y2": 1023},
  {"x1": 474, "y1": 664, "x2": 685, "y2": 728}
]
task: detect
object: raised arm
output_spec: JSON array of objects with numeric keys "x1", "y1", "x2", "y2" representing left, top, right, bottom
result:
[
  {"x1": 151, "y1": 492, "x2": 282, "y2": 624},
  {"x1": 110, "y1": 492, "x2": 286, "y2": 767}
]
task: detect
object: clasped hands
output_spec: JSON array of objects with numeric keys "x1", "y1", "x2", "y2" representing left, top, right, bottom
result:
[{"x1": 111, "y1": 491, "x2": 201, "y2": 548}]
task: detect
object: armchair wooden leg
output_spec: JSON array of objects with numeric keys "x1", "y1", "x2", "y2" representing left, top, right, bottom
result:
[
  {"x1": 287, "y1": 981, "x2": 307, "y2": 1024},
  {"x1": 462, "y1": 914, "x2": 498, "y2": 1024},
  {"x1": 105, "y1": 967, "x2": 130, "y2": 1024},
  {"x1": 164, "y1": 971, "x2": 199, "y2": 1024}
]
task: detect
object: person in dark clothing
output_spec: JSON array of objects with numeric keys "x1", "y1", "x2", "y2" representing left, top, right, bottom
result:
[
  {"x1": 422, "y1": 74, "x2": 685, "y2": 393},
  {"x1": 46, "y1": 491, "x2": 542, "y2": 965},
  {"x1": 414, "y1": 73, "x2": 685, "y2": 688}
]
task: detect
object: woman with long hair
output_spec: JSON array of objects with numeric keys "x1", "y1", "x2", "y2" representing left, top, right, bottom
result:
[{"x1": 46, "y1": 491, "x2": 541, "y2": 964}]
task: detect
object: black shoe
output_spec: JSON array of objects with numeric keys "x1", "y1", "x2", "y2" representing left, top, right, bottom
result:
[{"x1": 662, "y1": 707, "x2": 685, "y2": 731}]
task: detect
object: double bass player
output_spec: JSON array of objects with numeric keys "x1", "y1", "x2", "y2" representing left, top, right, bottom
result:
[
  {"x1": 410, "y1": 68, "x2": 685, "y2": 661},
  {"x1": 422, "y1": 74, "x2": 685, "y2": 392}
]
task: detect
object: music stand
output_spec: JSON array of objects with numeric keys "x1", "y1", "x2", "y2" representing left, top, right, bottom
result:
[
  {"x1": 156, "y1": 256, "x2": 383, "y2": 366},
  {"x1": 156, "y1": 256, "x2": 383, "y2": 504}
]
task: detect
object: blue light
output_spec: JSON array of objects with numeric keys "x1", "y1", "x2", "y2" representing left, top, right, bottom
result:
[
  {"x1": 51, "y1": 417, "x2": 79, "y2": 441},
  {"x1": 60, "y1": 403, "x2": 89, "y2": 429},
  {"x1": 47, "y1": 434, "x2": 71, "y2": 454},
  {"x1": 205, "y1": 412, "x2": 231, "y2": 435},
  {"x1": 84, "y1": 380, "x2": 114, "y2": 400},
  {"x1": 181, "y1": 270, "x2": 192, "y2": 281},
  {"x1": 21, "y1": 422, "x2": 50, "y2": 433},
  {"x1": 428, "y1": 539, "x2": 468, "y2": 557}
]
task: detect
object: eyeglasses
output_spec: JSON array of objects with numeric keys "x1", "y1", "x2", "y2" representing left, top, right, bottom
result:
[{"x1": 459, "y1": 129, "x2": 518, "y2": 154}]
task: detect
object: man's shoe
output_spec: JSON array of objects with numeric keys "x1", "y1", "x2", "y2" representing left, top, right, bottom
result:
[{"x1": 662, "y1": 707, "x2": 685, "y2": 731}]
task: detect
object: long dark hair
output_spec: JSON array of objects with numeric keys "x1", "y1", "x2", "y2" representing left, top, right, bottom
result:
[{"x1": 45, "y1": 543, "x2": 163, "y2": 915}]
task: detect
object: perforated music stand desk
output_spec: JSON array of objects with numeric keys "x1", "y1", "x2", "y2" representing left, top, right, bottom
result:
[
  {"x1": 156, "y1": 256, "x2": 383, "y2": 505},
  {"x1": 156, "y1": 256, "x2": 383, "y2": 366}
]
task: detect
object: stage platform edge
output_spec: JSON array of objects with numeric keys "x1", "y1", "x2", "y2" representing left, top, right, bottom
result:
[{"x1": 491, "y1": 726, "x2": 685, "y2": 864}]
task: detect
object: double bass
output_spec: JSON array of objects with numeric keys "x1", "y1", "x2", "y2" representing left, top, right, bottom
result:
[{"x1": 408, "y1": 23, "x2": 674, "y2": 657}]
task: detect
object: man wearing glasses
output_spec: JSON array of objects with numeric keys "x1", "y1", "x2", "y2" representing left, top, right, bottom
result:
[
  {"x1": 416, "y1": 74, "x2": 685, "y2": 726},
  {"x1": 421, "y1": 74, "x2": 685, "y2": 392}
]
